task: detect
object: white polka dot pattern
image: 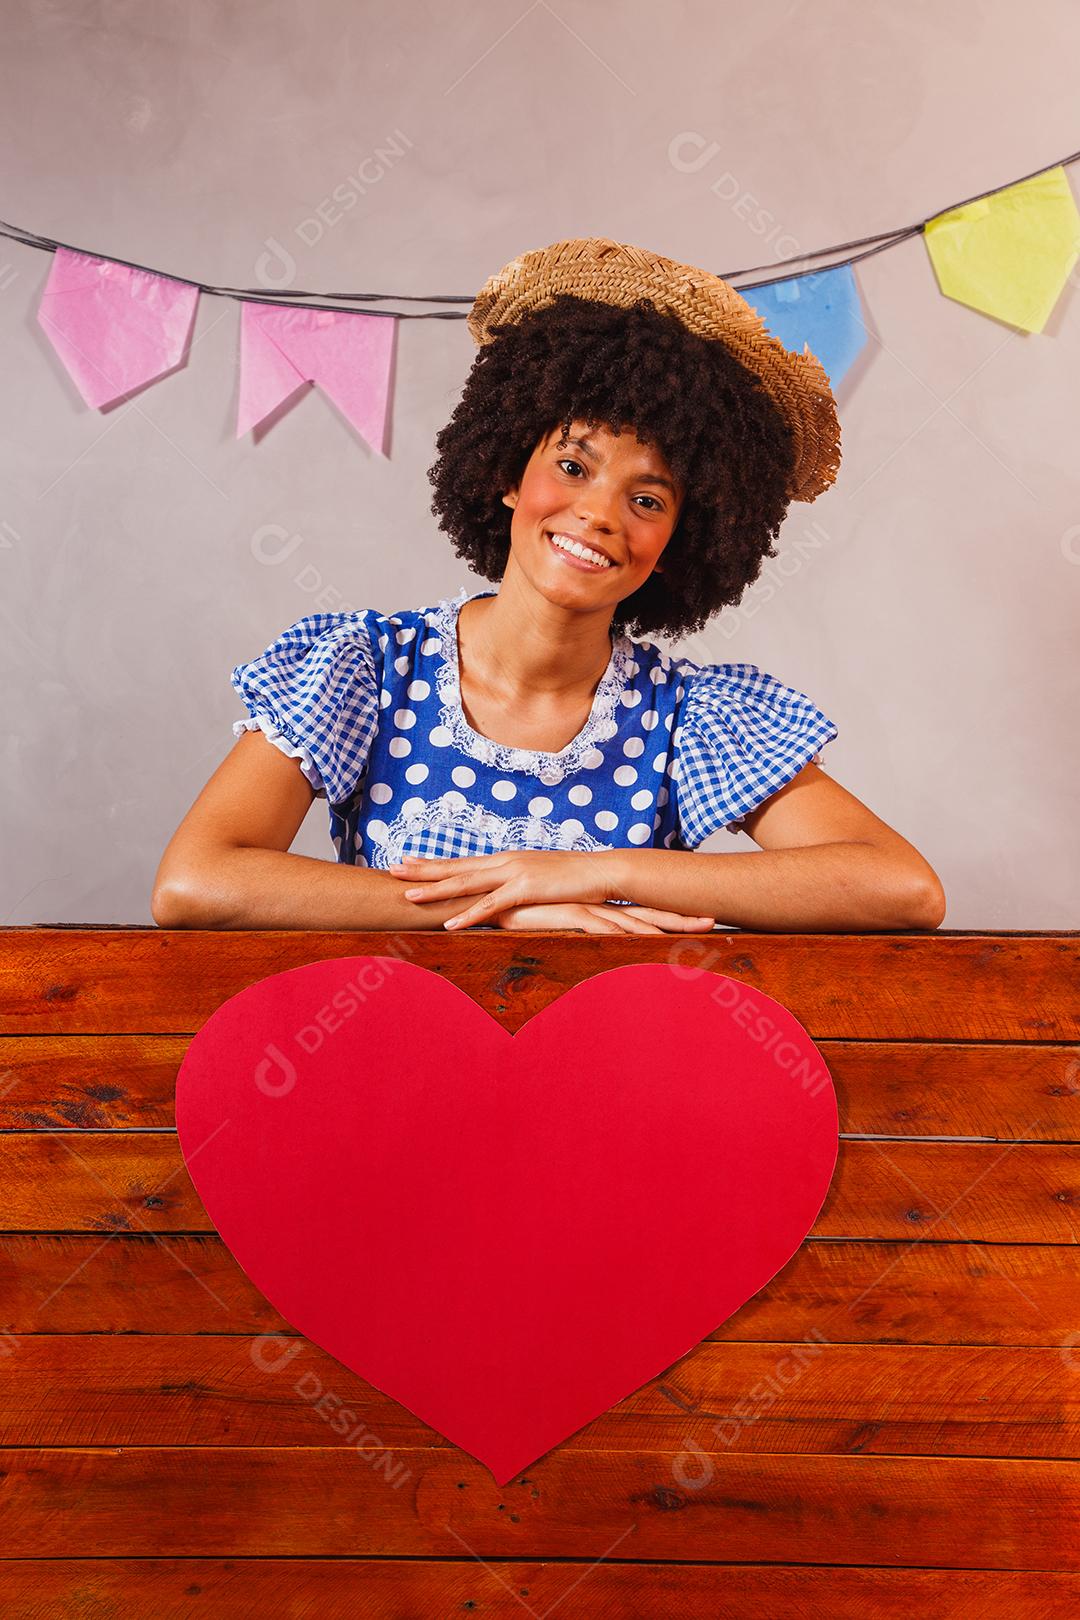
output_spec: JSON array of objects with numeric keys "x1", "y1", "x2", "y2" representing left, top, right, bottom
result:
[{"x1": 230, "y1": 584, "x2": 838, "y2": 867}]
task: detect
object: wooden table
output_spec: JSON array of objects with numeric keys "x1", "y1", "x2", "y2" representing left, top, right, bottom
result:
[{"x1": 0, "y1": 926, "x2": 1077, "y2": 1616}]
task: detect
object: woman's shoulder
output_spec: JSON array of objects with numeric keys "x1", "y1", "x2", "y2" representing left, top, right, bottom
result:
[
  {"x1": 227, "y1": 586, "x2": 478, "y2": 811},
  {"x1": 612, "y1": 631, "x2": 830, "y2": 721},
  {"x1": 228, "y1": 590, "x2": 461, "y2": 775},
  {"x1": 234, "y1": 605, "x2": 378, "y2": 665},
  {"x1": 661, "y1": 644, "x2": 839, "y2": 847},
  {"x1": 230, "y1": 606, "x2": 391, "y2": 804},
  {"x1": 232, "y1": 588, "x2": 455, "y2": 665},
  {"x1": 668, "y1": 646, "x2": 831, "y2": 721},
  {"x1": 363, "y1": 590, "x2": 458, "y2": 654},
  {"x1": 669, "y1": 647, "x2": 839, "y2": 765}
]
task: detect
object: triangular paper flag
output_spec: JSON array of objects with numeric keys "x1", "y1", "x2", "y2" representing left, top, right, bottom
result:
[
  {"x1": 739, "y1": 262, "x2": 865, "y2": 388},
  {"x1": 237, "y1": 302, "x2": 395, "y2": 452},
  {"x1": 924, "y1": 165, "x2": 1080, "y2": 333},
  {"x1": 36, "y1": 247, "x2": 199, "y2": 408}
]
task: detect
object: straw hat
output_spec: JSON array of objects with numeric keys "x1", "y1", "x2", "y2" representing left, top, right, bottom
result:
[{"x1": 467, "y1": 236, "x2": 841, "y2": 503}]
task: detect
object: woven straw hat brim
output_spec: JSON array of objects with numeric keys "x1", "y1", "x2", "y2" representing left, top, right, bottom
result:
[{"x1": 467, "y1": 237, "x2": 841, "y2": 503}]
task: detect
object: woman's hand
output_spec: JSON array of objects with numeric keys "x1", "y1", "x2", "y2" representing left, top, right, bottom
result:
[
  {"x1": 491, "y1": 901, "x2": 715, "y2": 934},
  {"x1": 388, "y1": 849, "x2": 621, "y2": 928}
]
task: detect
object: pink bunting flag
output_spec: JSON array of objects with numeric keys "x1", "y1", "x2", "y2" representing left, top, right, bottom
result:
[
  {"x1": 36, "y1": 247, "x2": 199, "y2": 409},
  {"x1": 237, "y1": 302, "x2": 395, "y2": 453}
]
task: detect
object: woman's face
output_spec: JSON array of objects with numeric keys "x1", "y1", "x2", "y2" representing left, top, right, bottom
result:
[{"x1": 501, "y1": 418, "x2": 683, "y2": 610}]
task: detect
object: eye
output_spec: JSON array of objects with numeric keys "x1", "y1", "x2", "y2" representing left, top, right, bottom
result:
[{"x1": 557, "y1": 459, "x2": 664, "y2": 513}]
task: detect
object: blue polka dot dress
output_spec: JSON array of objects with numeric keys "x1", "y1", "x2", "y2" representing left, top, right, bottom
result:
[{"x1": 230, "y1": 584, "x2": 839, "y2": 867}]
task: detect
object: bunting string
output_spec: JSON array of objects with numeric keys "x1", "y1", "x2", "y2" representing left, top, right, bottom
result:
[
  {"x1": 7, "y1": 141, "x2": 1080, "y2": 451},
  {"x1": 1, "y1": 142, "x2": 1078, "y2": 313}
]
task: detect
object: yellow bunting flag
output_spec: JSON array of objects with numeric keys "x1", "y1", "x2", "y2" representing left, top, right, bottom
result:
[{"x1": 924, "y1": 165, "x2": 1080, "y2": 333}]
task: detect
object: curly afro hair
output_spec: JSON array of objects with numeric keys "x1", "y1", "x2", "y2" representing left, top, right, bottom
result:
[{"x1": 426, "y1": 293, "x2": 798, "y2": 640}]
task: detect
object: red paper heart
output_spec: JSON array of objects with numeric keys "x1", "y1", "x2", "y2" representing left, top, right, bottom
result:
[{"x1": 175, "y1": 957, "x2": 837, "y2": 1483}]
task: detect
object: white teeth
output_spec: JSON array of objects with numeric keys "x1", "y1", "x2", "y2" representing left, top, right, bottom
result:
[{"x1": 549, "y1": 532, "x2": 613, "y2": 568}]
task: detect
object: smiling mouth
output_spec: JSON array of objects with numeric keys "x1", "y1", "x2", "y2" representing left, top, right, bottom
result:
[{"x1": 545, "y1": 531, "x2": 617, "y2": 570}]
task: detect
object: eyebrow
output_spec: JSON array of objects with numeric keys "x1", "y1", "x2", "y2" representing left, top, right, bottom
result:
[{"x1": 564, "y1": 434, "x2": 678, "y2": 496}]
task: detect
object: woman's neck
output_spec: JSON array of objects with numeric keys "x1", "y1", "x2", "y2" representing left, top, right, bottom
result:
[
  {"x1": 455, "y1": 573, "x2": 616, "y2": 750},
  {"x1": 459, "y1": 575, "x2": 613, "y2": 698}
]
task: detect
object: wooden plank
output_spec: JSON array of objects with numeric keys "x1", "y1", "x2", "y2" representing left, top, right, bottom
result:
[
  {"x1": 723, "y1": 1235, "x2": 1079, "y2": 1346},
  {"x1": 643, "y1": 1341, "x2": 1080, "y2": 1457},
  {"x1": 1, "y1": 1233, "x2": 1074, "y2": 1345},
  {"x1": 3, "y1": 1035, "x2": 1077, "y2": 1140},
  {"x1": 0, "y1": 1036, "x2": 185, "y2": 1129},
  {"x1": 0, "y1": 930, "x2": 1074, "y2": 1591},
  {"x1": 0, "y1": 1233, "x2": 279, "y2": 1333},
  {"x1": 0, "y1": 1559, "x2": 1075, "y2": 1618},
  {"x1": 0, "y1": 1448, "x2": 1074, "y2": 1567},
  {"x1": 828, "y1": 1040, "x2": 1080, "y2": 1140},
  {"x1": 1, "y1": 929, "x2": 1077, "y2": 1040},
  {"x1": 1, "y1": 1133, "x2": 1077, "y2": 1243},
  {"x1": 0, "y1": 1337, "x2": 1073, "y2": 1458}
]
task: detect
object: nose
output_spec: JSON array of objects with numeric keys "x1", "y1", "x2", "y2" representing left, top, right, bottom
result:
[{"x1": 573, "y1": 484, "x2": 618, "y2": 532}]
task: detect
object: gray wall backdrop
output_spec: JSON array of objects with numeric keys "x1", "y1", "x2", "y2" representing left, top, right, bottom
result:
[{"x1": 1, "y1": 0, "x2": 1078, "y2": 927}]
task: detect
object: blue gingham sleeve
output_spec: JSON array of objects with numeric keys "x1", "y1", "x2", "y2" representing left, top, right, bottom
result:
[
  {"x1": 672, "y1": 661, "x2": 838, "y2": 846},
  {"x1": 230, "y1": 612, "x2": 380, "y2": 804}
]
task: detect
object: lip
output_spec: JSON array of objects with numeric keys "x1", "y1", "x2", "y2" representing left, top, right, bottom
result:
[{"x1": 545, "y1": 530, "x2": 618, "y2": 569}]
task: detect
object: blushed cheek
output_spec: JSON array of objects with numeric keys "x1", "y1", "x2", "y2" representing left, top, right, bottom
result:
[
  {"x1": 527, "y1": 470, "x2": 562, "y2": 508},
  {"x1": 518, "y1": 481, "x2": 563, "y2": 530}
]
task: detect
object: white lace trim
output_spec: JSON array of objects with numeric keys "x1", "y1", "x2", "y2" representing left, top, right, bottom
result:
[
  {"x1": 368, "y1": 796, "x2": 614, "y2": 867},
  {"x1": 425, "y1": 586, "x2": 637, "y2": 784}
]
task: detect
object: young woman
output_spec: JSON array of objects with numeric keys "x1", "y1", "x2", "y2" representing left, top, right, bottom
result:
[{"x1": 152, "y1": 238, "x2": 946, "y2": 934}]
